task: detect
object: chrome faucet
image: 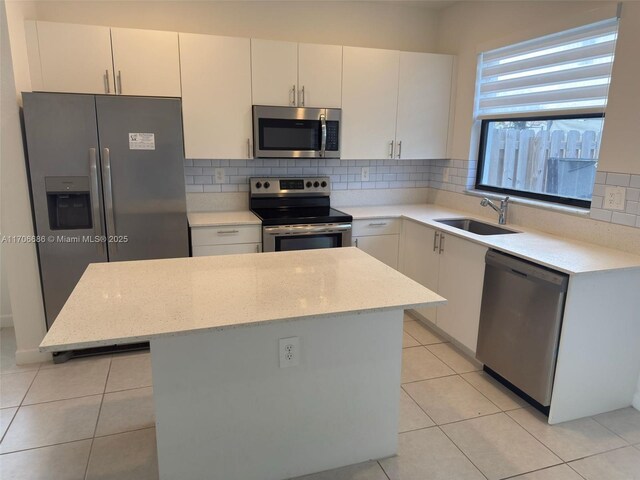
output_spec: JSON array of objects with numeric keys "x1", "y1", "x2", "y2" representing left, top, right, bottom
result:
[{"x1": 480, "y1": 196, "x2": 509, "y2": 225}]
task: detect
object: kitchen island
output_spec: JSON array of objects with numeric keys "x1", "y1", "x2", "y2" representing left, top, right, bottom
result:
[{"x1": 40, "y1": 247, "x2": 445, "y2": 480}]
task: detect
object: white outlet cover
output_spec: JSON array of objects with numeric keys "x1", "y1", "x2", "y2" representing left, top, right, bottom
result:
[
  {"x1": 361, "y1": 167, "x2": 369, "y2": 182},
  {"x1": 604, "y1": 186, "x2": 626, "y2": 211},
  {"x1": 279, "y1": 337, "x2": 299, "y2": 368},
  {"x1": 214, "y1": 168, "x2": 225, "y2": 183}
]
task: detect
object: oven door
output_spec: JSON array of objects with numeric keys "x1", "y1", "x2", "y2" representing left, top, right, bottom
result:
[
  {"x1": 253, "y1": 106, "x2": 340, "y2": 158},
  {"x1": 263, "y1": 224, "x2": 352, "y2": 252}
]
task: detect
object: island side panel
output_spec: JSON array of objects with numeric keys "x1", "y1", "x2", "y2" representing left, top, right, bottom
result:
[
  {"x1": 150, "y1": 309, "x2": 404, "y2": 480},
  {"x1": 549, "y1": 268, "x2": 640, "y2": 424}
]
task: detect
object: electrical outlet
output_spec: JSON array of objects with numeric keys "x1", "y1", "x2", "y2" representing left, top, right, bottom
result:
[
  {"x1": 214, "y1": 168, "x2": 225, "y2": 183},
  {"x1": 443, "y1": 168, "x2": 450, "y2": 183},
  {"x1": 361, "y1": 167, "x2": 369, "y2": 182},
  {"x1": 604, "y1": 186, "x2": 626, "y2": 211},
  {"x1": 279, "y1": 337, "x2": 299, "y2": 368}
]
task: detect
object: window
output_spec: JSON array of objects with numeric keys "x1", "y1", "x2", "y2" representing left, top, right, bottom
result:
[{"x1": 474, "y1": 18, "x2": 618, "y2": 207}]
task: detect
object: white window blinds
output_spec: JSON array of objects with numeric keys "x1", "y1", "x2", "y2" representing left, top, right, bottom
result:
[{"x1": 475, "y1": 18, "x2": 619, "y2": 118}]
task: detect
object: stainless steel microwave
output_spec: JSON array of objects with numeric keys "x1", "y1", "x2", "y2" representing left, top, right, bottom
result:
[{"x1": 252, "y1": 105, "x2": 341, "y2": 158}]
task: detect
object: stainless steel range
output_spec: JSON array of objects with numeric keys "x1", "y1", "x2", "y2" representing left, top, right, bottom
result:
[{"x1": 250, "y1": 177, "x2": 352, "y2": 252}]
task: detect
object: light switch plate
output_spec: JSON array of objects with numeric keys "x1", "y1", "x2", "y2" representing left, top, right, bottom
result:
[{"x1": 604, "y1": 186, "x2": 626, "y2": 211}]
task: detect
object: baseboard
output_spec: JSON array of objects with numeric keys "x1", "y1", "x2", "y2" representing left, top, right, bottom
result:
[
  {"x1": 0, "y1": 314, "x2": 13, "y2": 328},
  {"x1": 15, "y1": 347, "x2": 51, "y2": 365},
  {"x1": 406, "y1": 309, "x2": 482, "y2": 365}
]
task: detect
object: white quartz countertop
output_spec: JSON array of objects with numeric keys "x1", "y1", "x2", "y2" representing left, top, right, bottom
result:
[
  {"x1": 343, "y1": 204, "x2": 640, "y2": 275},
  {"x1": 187, "y1": 210, "x2": 261, "y2": 227},
  {"x1": 40, "y1": 248, "x2": 445, "y2": 352}
]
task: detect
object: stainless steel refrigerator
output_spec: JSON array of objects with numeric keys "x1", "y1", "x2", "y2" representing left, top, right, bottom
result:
[{"x1": 22, "y1": 92, "x2": 188, "y2": 330}]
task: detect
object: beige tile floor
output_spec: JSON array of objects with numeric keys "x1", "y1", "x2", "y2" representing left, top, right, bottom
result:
[{"x1": 1, "y1": 315, "x2": 639, "y2": 479}]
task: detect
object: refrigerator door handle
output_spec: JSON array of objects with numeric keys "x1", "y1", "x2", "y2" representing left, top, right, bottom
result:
[
  {"x1": 101, "y1": 147, "x2": 117, "y2": 252},
  {"x1": 89, "y1": 148, "x2": 104, "y2": 254}
]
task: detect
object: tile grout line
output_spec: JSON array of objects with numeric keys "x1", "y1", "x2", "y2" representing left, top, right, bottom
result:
[
  {"x1": 400, "y1": 383, "x2": 437, "y2": 428},
  {"x1": 436, "y1": 424, "x2": 490, "y2": 480},
  {"x1": 590, "y1": 413, "x2": 635, "y2": 446},
  {"x1": 83, "y1": 356, "x2": 113, "y2": 480},
  {"x1": 0, "y1": 426, "x2": 156, "y2": 457},
  {"x1": 504, "y1": 408, "x2": 633, "y2": 464}
]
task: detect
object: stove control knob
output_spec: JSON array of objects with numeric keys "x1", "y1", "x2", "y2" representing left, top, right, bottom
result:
[
  {"x1": 306, "y1": 181, "x2": 312, "y2": 188},
  {"x1": 255, "y1": 182, "x2": 262, "y2": 189},
  {"x1": 321, "y1": 181, "x2": 327, "y2": 188},
  {"x1": 264, "y1": 182, "x2": 270, "y2": 189},
  {"x1": 313, "y1": 181, "x2": 320, "y2": 188}
]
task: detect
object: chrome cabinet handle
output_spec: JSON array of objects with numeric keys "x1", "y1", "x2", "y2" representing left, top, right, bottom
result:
[
  {"x1": 101, "y1": 148, "x2": 117, "y2": 252},
  {"x1": 439, "y1": 233, "x2": 445, "y2": 254},
  {"x1": 104, "y1": 70, "x2": 110, "y2": 94},
  {"x1": 255, "y1": 244, "x2": 260, "y2": 253},
  {"x1": 217, "y1": 230, "x2": 239, "y2": 235},
  {"x1": 433, "y1": 231, "x2": 440, "y2": 252},
  {"x1": 89, "y1": 148, "x2": 104, "y2": 254},
  {"x1": 301, "y1": 85, "x2": 305, "y2": 106},
  {"x1": 320, "y1": 113, "x2": 327, "y2": 158},
  {"x1": 396, "y1": 140, "x2": 402, "y2": 159},
  {"x1": 368, "y1": 222, "x2": 387, "y2": 227},
  {"x1": 117, "y1": 71, "x2": 122, "y2": 95},
  {"x1": 290, "y1": 85, "x2": 296, "y2": 106},
  {"x1": 247, "y1": 138, "x2": 252, "y2": 159},
  {"x1": 389, "y1": 140, "x2": 394, "y2": 159},
  {"x1": 355, "y1": 238, "x2": 359, "y2": 247}
]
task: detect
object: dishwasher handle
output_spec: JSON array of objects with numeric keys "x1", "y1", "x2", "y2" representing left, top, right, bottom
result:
[{"x1": 485, "y1": 250, "x2": 568, "y2": 291}]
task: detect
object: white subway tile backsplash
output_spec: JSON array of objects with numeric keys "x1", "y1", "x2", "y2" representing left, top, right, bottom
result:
[
  {"x1": 611, "y1": 211, "x2": 637, "y2": 227},
  {"x1": 183, "y1": 158, "x2": 639, "y2": 229},
  {"x1": 606, "y1": 173, "x2": 631, "y2": 187}
]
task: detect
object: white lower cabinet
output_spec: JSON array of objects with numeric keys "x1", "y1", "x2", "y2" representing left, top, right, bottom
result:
[
  {"x1": 352, "y1": 219, "x2": 400, "y2": 269},
  {"x1": 191, "y1": 225, "x2": 262, "y2": 257},
  {"x1": 400, "y1": 219, "x2": 487, "y2": 352}
]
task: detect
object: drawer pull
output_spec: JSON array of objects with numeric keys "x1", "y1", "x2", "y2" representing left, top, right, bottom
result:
[
  {"x1": 368, "y1": 222, "x2": 388, "y2": 227},
  {"x1": 433, "y1": 231, "x2": 440, "y2": 252},
  {"x1": 217, "y1": 230, "x2": 240, "y2": 235}
]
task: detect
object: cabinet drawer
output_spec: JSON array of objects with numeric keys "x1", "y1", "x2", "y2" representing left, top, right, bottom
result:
[
  {"x1": 192, "y1": 243, "x2": 261, "y2": 257},
  {"x1": 191, "y1": 225, "x2": 261, "y2": 246},
  {"x1": 352, "y1": 218, "x2": 400, "y2": 237}
]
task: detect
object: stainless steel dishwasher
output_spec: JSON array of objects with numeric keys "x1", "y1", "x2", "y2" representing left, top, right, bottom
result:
[{"x1": 476, "y1": 250, "x2": 569, "y2": 409}]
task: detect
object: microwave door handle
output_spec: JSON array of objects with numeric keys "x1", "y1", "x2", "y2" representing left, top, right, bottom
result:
[{"x1": 320, "y1": 113, "x2": 327, "y2": 158}]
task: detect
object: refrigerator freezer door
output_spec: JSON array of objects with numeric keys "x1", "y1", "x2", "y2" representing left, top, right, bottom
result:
[
  {"x1": 22, "y1": 93, "x2": 108, "y2": 328},
  {"x1": 95, "y1": 96, "x2": 188, "y2": 261}
]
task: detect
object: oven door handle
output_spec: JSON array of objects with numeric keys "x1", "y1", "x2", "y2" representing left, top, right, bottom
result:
[
  {"x1": 320, "y1": 113, "x2": 327, "y2": 158},
  {"x1": 264, "y1": 224, "x2": 352, "y2": 235}
]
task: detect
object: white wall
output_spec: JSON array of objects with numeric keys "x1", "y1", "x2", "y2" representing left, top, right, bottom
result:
[
  {"x1": 436, "y1": 0, "x2": 617, "y2": 161},
  {"x1": 28, "y1": 0, "x2": 441, "y2": 53},
  {"x1": 597, "y1": 2, "x2": 640, "y2": 175},
  {"x1": 1, "y1": 0, "x2": 49, "y2": 363},
  {"x1": 0, "y1": 257, "x2": 12, "y2": 327}
]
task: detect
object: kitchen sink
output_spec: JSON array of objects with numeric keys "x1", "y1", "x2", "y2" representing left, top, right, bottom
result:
[{"x1": 435, "y1": 218, "x2": 520, "y2": 236}]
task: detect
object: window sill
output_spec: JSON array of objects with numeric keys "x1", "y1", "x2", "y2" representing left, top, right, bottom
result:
[{"x1": 464, "y1": 189, "x2": 592, "y2": 217}]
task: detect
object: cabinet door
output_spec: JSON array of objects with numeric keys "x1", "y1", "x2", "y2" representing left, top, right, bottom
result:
[
  {"x1": 111, "y1": 28, "x2": 181, "y2": 97},
  {"x1": 298, "y1": 43, "x2": 342, "y2": 108},
  {"x1": 180, "y1": 33, "x2": 252, "y2": 159},
  {"x1": 400, "y1": 220, "x2": 440, "y2": 322},
  {"x1": 436, "y1": 234, "x2": 487, "y2": 352},
  {"x1": 35, "y1": 21, "x2": 113, "y2": 94},
  {"x1": 341, "y1": 47, "x2": 400, "y2": 159},
  {"x1": 396, "y1": 52, "x2": 453, "y2": 159},
  {"x1": 251, "y1": 39, "x2": 298, "y2": 106},
  {"x1": 353, "y1": 235, "x2": 399, "y2": 269}
]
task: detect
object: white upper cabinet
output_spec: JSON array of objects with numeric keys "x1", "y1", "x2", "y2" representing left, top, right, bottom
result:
[
  {"x1": 341, "y1": 47, "x2": 400, "y2": 160},
  {"x1": 111, "y1": 28, "x2": 181, "y2": 97},
  {"x1": 396, "y1": 52, "x2": 453, "y2": 159},
  {"x1": 33, "y1": 21, "x2": 114, "y2": 94},
  {"x1": 251, "y1": 39, "x2": 298, "y2": 106},
  {"x1": 297, "y1": 43, "x2": 342, "y2": 108},
  {"x1": 180, "y1": 33, "x2": 252, "y2": 159}
]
